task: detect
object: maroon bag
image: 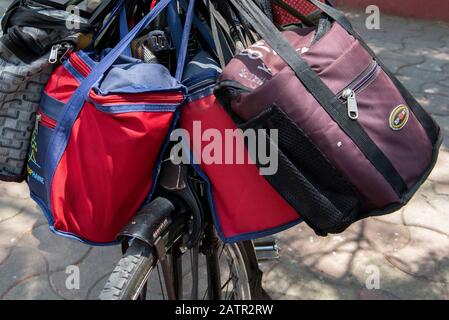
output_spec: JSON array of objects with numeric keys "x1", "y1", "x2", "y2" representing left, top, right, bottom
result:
[{"x1": 216, "y1": 0, "x2": 442, "y2": 235}]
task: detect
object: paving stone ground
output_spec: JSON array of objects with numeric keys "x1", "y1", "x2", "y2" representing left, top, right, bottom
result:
[{"x1": 1, "y1": 6, "x2": 449, "y2": 300}]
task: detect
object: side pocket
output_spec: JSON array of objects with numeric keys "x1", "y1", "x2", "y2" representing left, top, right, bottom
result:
[
  {"x1": 240, "y1": 106, "x2": 362, "y2": 235},
  {"x1": 27, "y1": 112, "x2": 55, "y2": 207}
]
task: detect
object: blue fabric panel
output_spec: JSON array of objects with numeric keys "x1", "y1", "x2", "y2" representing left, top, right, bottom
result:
[
  {"x1": 40, "y1": 93, "x2": 65, "y2": 121},
  {"x1": 97, "y1": 63, "x2": 182, "y2": 95}
]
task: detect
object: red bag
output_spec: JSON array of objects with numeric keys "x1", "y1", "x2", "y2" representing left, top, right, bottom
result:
[
  {"x1": 180, "y1": 52, "x2": 301, "y2": 242},
  {"x1": 272, "y1": 0, "x2": 323, "y2": 25}
]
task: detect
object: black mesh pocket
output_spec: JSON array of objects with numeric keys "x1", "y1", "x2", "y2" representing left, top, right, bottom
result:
[{"x1": 239, "y1": 106, "x2": 361, "y2": 235}]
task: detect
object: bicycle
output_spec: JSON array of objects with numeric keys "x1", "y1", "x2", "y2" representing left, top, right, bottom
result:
[{"x1": 99, "y1": 160, "x2": 272, "y2": 300}]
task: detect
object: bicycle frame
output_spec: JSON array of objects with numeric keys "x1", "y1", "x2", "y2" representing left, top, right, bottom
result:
[{"x1": 118, "y1": 160, "x2": 223, "y2": 300}]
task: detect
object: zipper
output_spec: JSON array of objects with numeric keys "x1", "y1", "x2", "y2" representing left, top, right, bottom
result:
[
  {"x1": 338, "y1": 61, "x2": 380, "y2": 120},
  {"x1": 187, "y1": 78, "x2": 216, "y2": 92},
  {"x1": 69, "y1": 53, "x2": 92, "y2": 77},
  {"x1": 184, "y1": 72, "x2": 218, "y2": 92},
  {"x1": 89, "y1": 91, "x2": 185, "y2": 105},
  {"x1": 33, "y1": 114, "x2": 42, "y2": 136},
  {"x1": 216, "y1": 80, "x2": 252, "y2": 93},
  {"x1": 49, "y1": 42, "x2": 74, "y2": 64},
  {"x1": 36, "y1": 111, "x2": 57, "y2": 129}
]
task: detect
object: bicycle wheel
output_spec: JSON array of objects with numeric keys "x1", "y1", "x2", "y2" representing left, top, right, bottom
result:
[{"x1": 99, "y1": 231, "x2": 267, "y2": 300}]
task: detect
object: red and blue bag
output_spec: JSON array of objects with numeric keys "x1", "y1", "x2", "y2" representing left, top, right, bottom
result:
[{"x1": 27, "y1": 0, "x2": 194, "y2": 244}]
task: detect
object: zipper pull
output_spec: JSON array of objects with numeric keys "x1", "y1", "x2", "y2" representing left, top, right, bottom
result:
[
  {"x1": 59, "y1": 43, "x2": 74, "y2": 63},
  {"x1": 34, "y1": 114, "x2": 42, "y2": 136},
  {"x1": 49, "y1": 45, "x2": 61, "y2": 64},
  {"x1": 342, "y1": 89, "x2": 359, "y2": 120}
]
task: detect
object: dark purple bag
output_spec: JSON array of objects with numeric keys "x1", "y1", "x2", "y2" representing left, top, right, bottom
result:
[{"x1": 215, "y1": 0, "x2": 442, "y2": 235}]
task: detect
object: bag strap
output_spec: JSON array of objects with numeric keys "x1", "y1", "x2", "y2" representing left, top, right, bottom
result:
[
  {"x1": 229, "y1": 0, "x2": 408, "y2": 196},
  {"x1": 208, "y1": 0, "x2": 229, "y2": 67},
  {"x1": 93, "y1": 0, "x2": 132, "y2": 56},
  {"x1": 176, "y1": 0, "x2": 197, "y2": 80},
  {"x1": 167, "y1": 1, "x2": 184, "y2": 57},
  {"x1": 88, "y1": 0, "x2": 122, "y2": 26},
  {"x1": 119, "y1": 4, "x2": 133, "y2": 57},
  {"x1": 179, "y1": 0, "x2": 216, "y2": 54},
  {"x1": 306, "y1": 0, "x2": 440, "y2": 146}
]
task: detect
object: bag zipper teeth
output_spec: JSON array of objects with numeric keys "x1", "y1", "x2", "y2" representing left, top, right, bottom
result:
[
  {"x1": 351, "y1": 62, "x2": 379, "y2": 93},
  {"x1": 89, "y1": 92, "x2": 185, "y2": 105},
  {"x1": 187, "y1": 78, "x2": 216, "y2": 92},
  {"x1": 37, "y1": 111, "x2": 57, "y2": 129},
  {"x1": 49, "y1": 42, "x2": 75, "y2": 64},
  {"x1": 69, "y1": 53, "x2": 91, "y2": 77},
  {"x1": 338, "y1": 61, "x2": 380, "y2": 120}
]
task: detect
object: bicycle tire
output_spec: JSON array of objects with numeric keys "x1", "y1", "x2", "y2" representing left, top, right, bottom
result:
[
  {"x1": 99, "y1": 239, "x2": 268, "y2": 300},
  {"x1": 99, "y1": 240, "x2": 156, "y2": 300}
]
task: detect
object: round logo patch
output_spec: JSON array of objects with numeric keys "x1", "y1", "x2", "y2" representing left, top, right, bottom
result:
[{"x1": 389, "y1": 105, "x2": 410, "y2": 131}]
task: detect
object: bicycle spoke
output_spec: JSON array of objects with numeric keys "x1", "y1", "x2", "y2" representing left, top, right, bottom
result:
[
  {"x1": 190, "y1": 245, "x2": 200, "y2": 300},
  {"x1": 202, "y1": 287, "x2": 209, "y2": 300},
  {"x1": 137, "y1": 282, "x2": 148, "y2": 300},
  {"x1": 156, "y1": 264, "x2": 166, "y2": 300},
  {"x1": 218, "y1": 243, "x2": 226, "y2": 259},
  {"x1": 221, "y1": 277, "x2": 232, "y2": 300}
]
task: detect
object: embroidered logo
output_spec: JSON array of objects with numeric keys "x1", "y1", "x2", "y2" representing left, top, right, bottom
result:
[{"x1": 389, "y1": 105, "x2": 409, "y2": 131}]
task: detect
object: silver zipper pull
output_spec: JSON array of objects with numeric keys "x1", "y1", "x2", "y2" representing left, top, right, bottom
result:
[
  {"x1": 342, "y1": 89, "x2": 359, "y2": 120},
  {"x1": 49, "y1": 45, "x2": 61, "y2": 64},
  {"x1": 34, "y1": 114, "x2": 42, "y2": 135},
  {"x1": 59, "y1": 43, "x2": 74, "y2": 63}
]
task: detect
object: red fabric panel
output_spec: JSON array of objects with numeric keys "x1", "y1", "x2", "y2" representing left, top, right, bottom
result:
[
  {"x1": 272, "y1": 0, "x2": 322, "y2": 25},
  {"x1": 44, "y1": 65, "x2": 82, "y2": 103},
  {"x1": 180, "y1": 94, "x2": 299, "y2": 239},
  {"x1": 51, "y1": 102, "x2": 174, "y2": 243}
]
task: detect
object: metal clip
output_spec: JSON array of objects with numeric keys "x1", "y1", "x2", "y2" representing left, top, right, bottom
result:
[{"x1": 342, "y1": 89, "x2": 359, "y2": 120}]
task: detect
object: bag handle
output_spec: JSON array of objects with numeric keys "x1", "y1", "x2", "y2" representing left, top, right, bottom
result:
[{"x1": 228, "y1": 0, "x2": 408, "y2": 197}]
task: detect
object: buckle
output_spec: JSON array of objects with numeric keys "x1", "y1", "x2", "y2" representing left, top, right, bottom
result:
[{"x1": 148, "y1": 30, "x2": 173, "y2": 53}]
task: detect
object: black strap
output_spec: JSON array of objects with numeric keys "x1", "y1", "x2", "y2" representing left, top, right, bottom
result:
[
  {"x1": 206, "y1": 0, "x2": 243, "y2": 67},
  {"x1": 88, "y1": 0, "x2": 121, "y2": 26},
  {"x1": 306, "y1": 0, "x2": 440, "y2": 146},
  {"x1": 208, "y1": 1, "x2": 227, "y2": 67},
  {"x1": 229, "y1": 0, "x2": 408, "y2": 196},
  {"x1": 218, "y1": 1, "x2": 257, "y2": 45}
]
